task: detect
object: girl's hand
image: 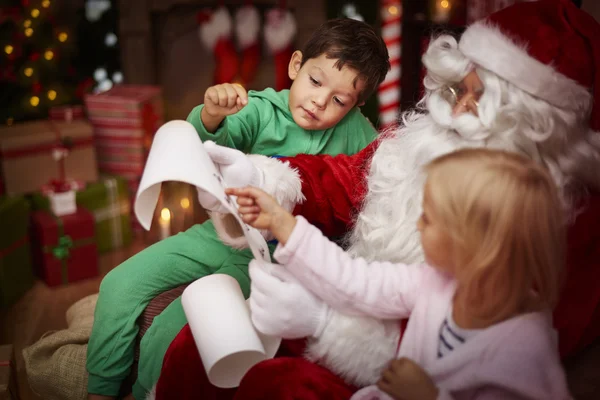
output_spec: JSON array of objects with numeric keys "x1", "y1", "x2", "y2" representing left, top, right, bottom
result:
[
  {"x1": 377, "y1": 358, "x2": 439, "y2": 400},
  {"x1": 226, "y1": 186, "x2": 297, "y2": 244}
]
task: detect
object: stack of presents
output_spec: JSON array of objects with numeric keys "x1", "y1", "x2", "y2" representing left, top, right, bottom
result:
[{"x1": 0, "y1": 85, "x2": 164, "y2": 311}]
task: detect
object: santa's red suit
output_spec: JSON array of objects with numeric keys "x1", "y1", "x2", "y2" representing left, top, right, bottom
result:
[{"x1": 153, "y1": 1, "x2": 600, "y2": 399}]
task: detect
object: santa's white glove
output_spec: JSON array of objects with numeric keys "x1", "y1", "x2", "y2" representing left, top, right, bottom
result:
[
  {"x1": 249, "y1": 260, "x2": 330, "y2": 339},
  {"x1": 198, "y1": 140, "x2": 264, "y2": 212}
]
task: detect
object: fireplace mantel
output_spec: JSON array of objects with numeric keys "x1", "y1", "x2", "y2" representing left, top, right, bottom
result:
[{"x1": 118, "y1": 0, "x2": 325, "y2": 86}]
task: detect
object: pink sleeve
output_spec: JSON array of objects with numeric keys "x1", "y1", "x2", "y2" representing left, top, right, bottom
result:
[{"x1": 274, "y1": 216, "x2": 424, "y2": 319}]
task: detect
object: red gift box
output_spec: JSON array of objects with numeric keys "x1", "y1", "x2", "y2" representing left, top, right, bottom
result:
[
  {"x1": 30, "y1": 208, "x2": 98, "y2": 287},
  {"x1": 49, "y1": 105, "x2": 85, "y2": 122},
  {"x1": 84, "y1": 85, "x2": 163, "y2": 181}
]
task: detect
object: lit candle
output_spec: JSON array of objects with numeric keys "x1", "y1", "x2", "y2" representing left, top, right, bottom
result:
[
  {"x1": 433, "y1": 0, "x2": 451, "y2": 23},
  {"x1": 180, "y1": 197, "x2": 190, "y2": 210},
  {"x1": 159, "y1": 207, "x2": 171, "y2": 240}
]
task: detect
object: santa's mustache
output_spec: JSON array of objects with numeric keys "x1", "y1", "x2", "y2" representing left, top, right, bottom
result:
[{"x1": 426, "y1": 91, "x2": 491, "y2": 141}]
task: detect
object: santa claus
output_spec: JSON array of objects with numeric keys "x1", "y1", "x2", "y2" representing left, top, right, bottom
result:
[{"x1": 152, "y1": 0, "x2": 600, "y2": 398}]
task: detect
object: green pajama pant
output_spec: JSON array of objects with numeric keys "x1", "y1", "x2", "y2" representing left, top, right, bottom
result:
[{"x1": 86, "y1": 220, "x2": 275, "y2": 399}]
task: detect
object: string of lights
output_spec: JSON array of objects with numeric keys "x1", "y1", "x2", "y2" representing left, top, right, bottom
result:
[{"x1": 0, "y1": 0, "x2": 121, "y2": 125}]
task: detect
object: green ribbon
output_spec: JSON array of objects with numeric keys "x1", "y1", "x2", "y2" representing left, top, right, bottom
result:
[{"x1": 52, "y1": 235, "x2": 73, "y2": 260}]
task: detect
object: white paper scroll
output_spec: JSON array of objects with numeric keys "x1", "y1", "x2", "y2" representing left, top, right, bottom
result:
[
  {"x1": 133, "y1": 119, "x2": 270, "y2": 262},
  {"x1": 181, "y1": 274, "x2": 281, "y2": 388},
  {"x1": 134, "y1": 120, "x2": 280, "y2": 387}
]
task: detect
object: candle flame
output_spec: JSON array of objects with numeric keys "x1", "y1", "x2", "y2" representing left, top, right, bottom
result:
[
  {"x1": 160, "y1": 208, "x2": 171, "y2": 221},
  {"x1": 180, "y1": 197, "x2": 190, "y2": 209}
]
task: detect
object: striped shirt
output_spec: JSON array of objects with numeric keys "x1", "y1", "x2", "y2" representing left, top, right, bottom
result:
[{"x1": 438, "y1": 307, "x2": 481, "y2": 358}]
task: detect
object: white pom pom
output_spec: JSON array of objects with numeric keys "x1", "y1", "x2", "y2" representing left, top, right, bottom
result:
[
  {"x1": 198, "y1": 7, "x2": 233, "y2": 51},
  {"x1": 264, "y1": 9, "x2": 297, "y2": 54},
  {"x1": 235, "y1": 5, "x2": 261, "y2": 49}
]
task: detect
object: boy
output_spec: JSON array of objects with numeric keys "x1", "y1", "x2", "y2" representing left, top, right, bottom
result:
[{"x1": 87, "y1": 18, "x2": 390, "y2": 400}]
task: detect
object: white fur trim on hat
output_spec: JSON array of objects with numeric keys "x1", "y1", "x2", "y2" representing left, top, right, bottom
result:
[
  {"x1": 199, "y1": 7, "x2": 232, "y2": 50},
  {"x1": 459, "y1": 21, "x2": 591, "y2": 112},
  {"x1": 212, "y1": 155, "x2": 304, "y2": 249},
  {"x1": 235, "y1": 5, "x2": 261, "y2": 49},
  {"x1": 264, "y1": 9, "x2": 297, "y2": 54}
]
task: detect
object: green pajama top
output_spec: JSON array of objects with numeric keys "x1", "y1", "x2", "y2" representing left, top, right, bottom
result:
[{"x1": 187, "y1": 87, "x2": 378, "y2": 157}]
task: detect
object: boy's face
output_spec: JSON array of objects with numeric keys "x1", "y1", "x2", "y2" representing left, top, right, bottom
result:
[{"x1": 287, "y1": 51, "x2": 366, "y2": 131}]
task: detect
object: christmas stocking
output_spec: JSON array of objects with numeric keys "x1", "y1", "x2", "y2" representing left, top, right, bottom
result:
[
  {"x1": 264, "y1": 8, "x2": 297, "y2": 91},
  {"x1": 235, "y1": 4, "x2": 261, "y2": 86},
  {"x1": 197, "y1": 7, "x2": 239, "y2": 84}
]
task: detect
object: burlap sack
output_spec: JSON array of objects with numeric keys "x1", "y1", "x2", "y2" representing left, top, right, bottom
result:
[
  {"x1": 22, "y1": 293, "x2": 99, "y2": 400},
  {"x1": 65, "y1": 293, "x2": 98, "y2": 330}
]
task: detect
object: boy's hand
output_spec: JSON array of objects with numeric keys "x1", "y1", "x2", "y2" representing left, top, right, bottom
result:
[
  {"x1": 225, "y1": 186, "x2": 297, "y2": 244},
  {"x1": 377, "y1": 358, "x2": 439, "y2": 400},
  {"x1": 204, "y1": 83, "x2": 248, "y2": 118}
]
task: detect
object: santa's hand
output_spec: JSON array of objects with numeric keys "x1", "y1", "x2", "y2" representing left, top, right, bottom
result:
[
  {"x1": 249, "y1": 260, "x2": 330, "y2": 339},
  {"x1": 197, "y1": 190, "x2": 229, "y2": 214},
  {"x1": 204, "y1": 141, "x2": 263, "y2": 189}
]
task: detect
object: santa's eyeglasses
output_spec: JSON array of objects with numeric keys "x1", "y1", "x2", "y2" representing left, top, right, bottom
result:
[{"x1": 440, "y1": 84, "x2": 481, "y2": 115}]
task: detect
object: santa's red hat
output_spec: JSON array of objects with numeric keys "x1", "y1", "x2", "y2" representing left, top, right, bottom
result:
[{"x1": 459, "y1": 0, "x2": 600, "y2": 131}]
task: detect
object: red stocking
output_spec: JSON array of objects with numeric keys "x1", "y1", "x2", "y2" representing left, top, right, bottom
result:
[
  {"x1": 235, "y1": 4, "x2": 261, "y2": 86},
  {"x1": 198, "y1": 7, "x2": 239, "y2": 84},
  {"x1": 264, "y1": 8, "x2": 297, "y2": 91}
]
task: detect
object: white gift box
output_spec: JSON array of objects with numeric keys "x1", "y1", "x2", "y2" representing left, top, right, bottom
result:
[{"x1": 49, "y1": 190, "x2": 77, "y2": 216}]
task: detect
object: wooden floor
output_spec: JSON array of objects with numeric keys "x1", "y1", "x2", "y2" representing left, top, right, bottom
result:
[
  {"x1": 2, "y1": 236, "x2": 600, "y2": 399},
  {"x1": 0, "y1": 238, "x2": 147, "y2": 400}
]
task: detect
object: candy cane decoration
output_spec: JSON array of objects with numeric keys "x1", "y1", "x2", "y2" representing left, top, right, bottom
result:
[{"x1": 378, "y1": 0, "x2": 402, "y2": 129}]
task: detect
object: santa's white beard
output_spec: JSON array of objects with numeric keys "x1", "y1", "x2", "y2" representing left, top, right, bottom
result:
[{"x1": 347, "y1": 108, "x2": 506, "y2": 264}]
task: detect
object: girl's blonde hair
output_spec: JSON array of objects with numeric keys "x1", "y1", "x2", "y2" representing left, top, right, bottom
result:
[{"x1": 425, "y1": 148, "x2": 565, "y2": 324}]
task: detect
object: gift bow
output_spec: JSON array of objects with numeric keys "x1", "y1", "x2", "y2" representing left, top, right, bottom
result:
[
  {"x1": 52, "y1": 235, "x2": 73, "y2": 260},
  {"x1": 46, "y1": 179, "x2": 73, "y2": 193}
]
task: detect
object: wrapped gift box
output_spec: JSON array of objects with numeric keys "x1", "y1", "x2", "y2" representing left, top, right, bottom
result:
[
  {"x1": 30, "y1": 176, "x2": 133, "y2": 254},
  {"x1": 49, "y1": 105, "x2": 85, "y2": 122},
  {"x1": 30, "y1": 209, "x2": 98, "y2": 287},
  {"x1": 75, "y1": 176, "x2": 133, "y2": 253},
  {"x1": 0, "y1": 344, "x2": 18, "y2": 400},
  {"x1": 0, "y1": 120, "x2": 98, "y2": 195},
  {"x1": 84, "y1": 85, "x2": 163, "y2": 182},
  {"x1": 0, "y1": 195, "x2": 34, "y2": 308}
]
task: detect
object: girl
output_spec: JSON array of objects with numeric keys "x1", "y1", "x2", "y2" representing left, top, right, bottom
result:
[{"x1": 226, "y1": 147, "x2": 572, "y2": 400}]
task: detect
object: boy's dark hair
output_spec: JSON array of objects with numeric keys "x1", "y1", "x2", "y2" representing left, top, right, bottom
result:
[{"x1": 301, "y1": 18, "x2": 391, "y2": 103}]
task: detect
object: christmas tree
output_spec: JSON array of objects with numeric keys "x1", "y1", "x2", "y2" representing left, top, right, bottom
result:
[
  {"x1": 0, "y1": 0, "x2": 83, "y2": 124},
  {"x1": 0, "y1": 0, "x2": 121, "y2": 126}
]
